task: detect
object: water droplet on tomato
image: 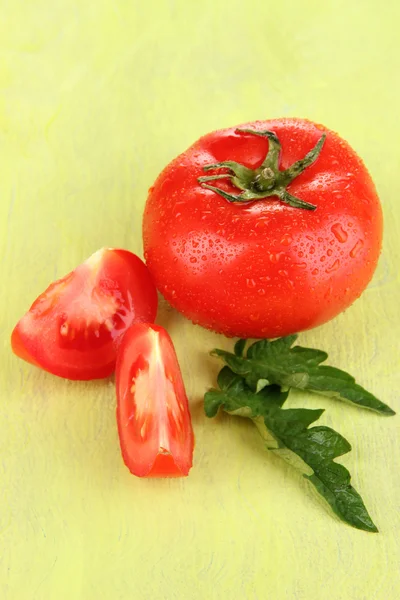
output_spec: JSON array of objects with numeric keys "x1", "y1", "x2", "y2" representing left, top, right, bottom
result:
[
  {"x1": 258, "y1": 288, "x2": 266, "y2": 296},
  {"x1": 278, "y1": 269, "x2": 288, "y2": 277},
  {"x1": 325, "y1": 259, "x2": 340, "y2": 273},
  {"x1": 309, "y1": 246, "x2": 315, "y2": 255},
  {"x1": 246, "y1": 278, "x2": 256, "y2": 288},
  {"x1": 320, "y1": 256, "x2": 326, "y2": 263},
  {"x1": 269, "y1": 252, "x2": 283, "y2": 263},
  {"x1": 280, "y1": 234, "x2": 293, "y2": 246},
  {"x1": 190, "y1": 257, "x2": 197, "y2": 263},
  {"x1": 295, "y1": 262, "x2": 307, "y2": 269},
  {"x1": 201, "y1": 255, "x2": 207, "y2": 261},
  {"x1": 331, "y1": 223, "x2": 348, "y2": 243},
  {"x1": 312, "y1": 268, "x2": 319, "y2": 275},
  {"x1": 298, "y1": 251, "x2": 304, "y2": 258},
  {"x1": 327, "y1": 249, "x2": 333, "y2": 256},
  {"x1": 255, "y1": 219, "x2": 267, "y2": 229},
  {"x1": 350, "y1": 239, "x2": 364, "y2": 258}
]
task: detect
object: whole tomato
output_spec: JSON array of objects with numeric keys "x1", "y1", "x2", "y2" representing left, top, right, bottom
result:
[{"x1": 143, "y1": 119, "x2": 382, "y2": 338}]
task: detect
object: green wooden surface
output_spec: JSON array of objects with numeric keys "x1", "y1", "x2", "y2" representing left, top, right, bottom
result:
[{"x1": 1, "y1": 1, "x2": 399, "y2": 598}]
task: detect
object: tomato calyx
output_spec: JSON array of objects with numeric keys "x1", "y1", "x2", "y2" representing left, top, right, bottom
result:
[{"x1": 198, "y1": 128, "x2": 326, "y2": 210}]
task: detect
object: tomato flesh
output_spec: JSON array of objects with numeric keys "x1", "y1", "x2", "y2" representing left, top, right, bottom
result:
[
  {"x1": 116, "y1": 323, "x2": 194, "y2": 478},
  {"x1": 143, "y1": 118, "x2": 383, "y2": 338},
  {"x1": 11, "y1": 248, "x2": 158, "y2": 379}
]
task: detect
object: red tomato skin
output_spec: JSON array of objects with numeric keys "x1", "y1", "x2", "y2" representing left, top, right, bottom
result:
[
  {"x1": 11, "y1": 249, "x2": 158, "y2": 380},
  {"x1": 116, "y1": 323, "x2": 194, "y2": 478},
  {"x1": 143, "y1": 118, "x2": 383, "y2": 338}
]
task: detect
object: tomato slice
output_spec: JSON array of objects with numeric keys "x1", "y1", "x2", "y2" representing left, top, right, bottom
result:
[
  {"x1": 11, "y1": 248, "x2": 158, "y2": 380},
  {"x1": 116, "y1": 323, "x2": 194, "y2": 477}
]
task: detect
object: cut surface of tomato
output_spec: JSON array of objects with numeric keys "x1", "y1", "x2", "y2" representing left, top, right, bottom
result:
[
  {"x1": 116, "y1": 323, "x2": 194, "y2": 478},
  {"x1": 11, "y1": 248, "x2": 158, "y2": 380}
]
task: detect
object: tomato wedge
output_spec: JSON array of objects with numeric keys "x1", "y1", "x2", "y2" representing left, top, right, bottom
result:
[
  {"x1": 116, "y1": 323, "x2": 194, "y2": 477},
  {"x1": 11, "y1": 248, "x2": 158, "y2": 380}
]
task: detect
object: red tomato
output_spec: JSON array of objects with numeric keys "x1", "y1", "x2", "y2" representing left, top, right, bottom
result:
[
  {"x1": 11, "y1": 248, "x2": 158, "y2": 380},
  {"x1": 116, "y1": 323, "x2": 194, "y2": 477},
  {"x1": 143, "y1": 118, "x2": 383, "y2": 338}
]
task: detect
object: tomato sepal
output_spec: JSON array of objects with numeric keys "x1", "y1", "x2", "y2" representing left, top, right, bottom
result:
[{"x1": 198, "y1": 127, "x2": 325, "y2": 210}]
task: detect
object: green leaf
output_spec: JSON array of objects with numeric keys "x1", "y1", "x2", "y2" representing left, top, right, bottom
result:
[
  {"x1": 204, "y1": 368, "x2": 378, "y2": 532},
  {"x1": 211, "y1": 336, "x2": 395, "y2": 415},
  {"x1": 205, "y1": 366, "x2": 288, "y2": 418},
  {"x1": 234, "y1": 338, "x2": 247, "y2": 357}
]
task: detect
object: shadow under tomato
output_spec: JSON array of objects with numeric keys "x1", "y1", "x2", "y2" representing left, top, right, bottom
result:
[{"x1": 154, "y1": 294, "x2": 186, "y2": 334}]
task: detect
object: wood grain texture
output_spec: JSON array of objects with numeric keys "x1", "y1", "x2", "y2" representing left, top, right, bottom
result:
[{"x1": 1, "y1": 1, "x2": 399, "y2": 598}]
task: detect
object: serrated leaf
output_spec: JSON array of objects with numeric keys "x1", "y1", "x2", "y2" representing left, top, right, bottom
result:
[
  {"x1": 211, "y1": 336, "x2": 394, "y2": 415},
  {"x1": 205, "y1": 367, "x2": 287, "y2": 418},
  {"x1": 204, "y1": 368, "x2": 378, "y2": 532},
  {"x1": 234, "y1": 339, "x2": 247, "y2": 357}
]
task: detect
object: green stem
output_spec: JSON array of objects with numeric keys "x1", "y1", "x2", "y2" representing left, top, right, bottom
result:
[{"x1": 198, "y1": 128, "x2": 326, "y2": 211}]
